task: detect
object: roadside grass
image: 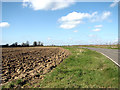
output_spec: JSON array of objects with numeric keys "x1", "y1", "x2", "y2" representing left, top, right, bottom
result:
[
  {"x1": 32, "y1": 46, "x2": 119, "y2": 88},
  {"x1": 75, "y1": 45, "x2": 119, "y2": 49}
]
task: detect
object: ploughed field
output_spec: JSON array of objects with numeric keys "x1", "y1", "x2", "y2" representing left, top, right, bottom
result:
[{"x1": 2, "y1": 47, "x2": 70, "y2": 87}]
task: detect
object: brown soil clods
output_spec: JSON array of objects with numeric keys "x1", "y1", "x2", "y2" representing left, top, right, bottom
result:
[{"x1": 2, "y1": 47, "x2": 70, "y2": 87}]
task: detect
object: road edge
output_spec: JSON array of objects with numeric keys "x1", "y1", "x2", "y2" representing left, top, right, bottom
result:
[
  {"x1": 79, "y1": 47, "x2": 120, "y2": 67},
  {"x1": 99, "y1": 52, "x2": 120, "y2": 67}
]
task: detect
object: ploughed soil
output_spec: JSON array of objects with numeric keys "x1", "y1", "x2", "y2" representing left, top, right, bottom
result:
[{"x1": 1, "y1": 47, "x2": 70, "y2": 88}]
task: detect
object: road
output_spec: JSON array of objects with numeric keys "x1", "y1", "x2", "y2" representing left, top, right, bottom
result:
[{"x1": 79, "y1": 47, "x2": 120, "y2": 67}]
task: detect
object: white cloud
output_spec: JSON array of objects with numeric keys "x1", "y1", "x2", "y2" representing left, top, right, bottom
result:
[
  {"x1": 93, "y1": 28, "x2": 101, "y2": 32},
  {"x1": 59, "y1": 11, "x2": 97, "y2": 29},
  {"x1": 73, "y1": 30, "x2": 78, "y2": 33},
  {"x1": 0, "y1": 22, "x2": 10, "y2": 28},
  {"x1": 94, "y1": 25, "x2": 103, "y2": 28},
  {"x1": 23, "y1": 0, "x2": 29, "y2": 7},
  {"x1": 90, "y1": 11, "x2": 111, "y2": 22},
  {"x1": 23, "y1": 0, "x2": 75, "y2": 10},
  {"x1": 110, "y1": 0, "x2": 119, "y2": 7},
  {"x1": 60, "y1": 20, "x2": 81, "y2": 29},
  {"x1": 101, "y1": 11, "x2": 111, "y2": 20},
  {"x1": 59, "y1": 11, "x2": 93, "y2": 22},
  {"x1": 59, "y1": 11, "x2": 111, "y2": 29}
]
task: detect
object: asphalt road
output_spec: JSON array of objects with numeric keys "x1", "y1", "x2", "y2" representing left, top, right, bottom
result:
[{"x1": 79, "y1": 47, "x2": 120, "y2": 67}]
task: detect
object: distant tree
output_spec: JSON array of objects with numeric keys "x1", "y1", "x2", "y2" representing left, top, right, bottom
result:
[
  {"x1": 38, "y1": 41, "x2": 41, "y2": 46},
  {"x1": 5, "y1": 44, "x2": 9, "y2": 47},
  {"x1": 22, "y1": 42, "x2": 26, "y2": 47},
  {"x1": 38, "y1": 41, "x2": 43, "y2": 46},
  {"x1": 41, "y1": 42, "x2": 43, "y2": 46},
  {"x1": 26, "y1": 41, "x2": 29, "y2": 46},
  {"x1": 10, "y1": 42, "x2": 18, "y2": 47},
  {"x1": 2, "y1": 44, "x2": 9, "y2": 47},
  {"x1": 33, "y1": 41, "x2": 37, "y2": 46},
  {"x1": 51, "y1": 44, "x2": 55, "y2": 46},
  {"x1": 14, "y1": 42, "x2": 18, "y2": 47}
]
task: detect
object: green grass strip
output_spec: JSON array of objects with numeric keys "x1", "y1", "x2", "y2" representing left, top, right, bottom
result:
[{"x1": 36, "y1": 47, "x2": 119, "y2": 88}]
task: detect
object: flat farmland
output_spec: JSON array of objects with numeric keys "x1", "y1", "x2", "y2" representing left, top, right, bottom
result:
[
  {"x1": 1, "y1": 47, "x2": 70, "y2": 88},
  {"x1": 1, "y1": 46, "x2": 119, "y2": 88}
]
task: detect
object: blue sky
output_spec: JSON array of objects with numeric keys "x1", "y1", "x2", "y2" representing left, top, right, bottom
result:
[{"x1": 1, "y1": 1, "x2": 118, "y2": 45}]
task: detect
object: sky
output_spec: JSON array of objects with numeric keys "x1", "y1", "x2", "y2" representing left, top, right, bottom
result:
[{"x1": 1, "y1": 0, "x2": 118, "y2": 45}]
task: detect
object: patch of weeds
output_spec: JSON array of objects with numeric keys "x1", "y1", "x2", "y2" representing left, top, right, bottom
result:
[
  {"x1": 104, "y1": 68, "x2": 118, "y2": 78},
  {"x1": 15, "y1": 79, "x2": 27, "y2": 86},
  {"x1": 16, "y1": 79, "x2": 22, "y2": 85},
  {"x1": 56, "y1": 77, "x2": 64, "y2": 80},
  {"x1": 40, "y1": 70, "x2": 43, "y2": 73},
  {"x1": 98, "y1": 63, "x2": 104, "y2": 69},
  {"x1": 78, "y1": 69, "x2": 83, "y2": 77},
  {"x1": 31, "y1": 86, "x2": 34, "y2": 88},
  {"x1": 2, "y1": 85, "x2": 5, "y2": 88},
  {"x1": 9, "y1": 83, "x2": 15, "y2": 88},
  {"x1": 58, "y1": 69, "x2": 69, "y2": 74}
]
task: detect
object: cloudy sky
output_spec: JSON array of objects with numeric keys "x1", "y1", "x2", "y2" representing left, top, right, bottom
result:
[{"x1": 1, "y1": 0, "x2": 118, "y2": 45}]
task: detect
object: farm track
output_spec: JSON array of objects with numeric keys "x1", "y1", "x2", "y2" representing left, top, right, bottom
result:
[{"x1": 1, "y1": 47, "x2": 70, "y2": 88}]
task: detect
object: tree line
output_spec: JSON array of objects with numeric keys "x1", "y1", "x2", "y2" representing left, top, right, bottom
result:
[{"x1": 1, "y1": 41, "x2": 44, "y2": 47}]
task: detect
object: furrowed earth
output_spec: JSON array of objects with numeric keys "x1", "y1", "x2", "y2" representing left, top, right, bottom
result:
[{"x1": 1, "y1": 47, "x2": 70, "y2": 88}]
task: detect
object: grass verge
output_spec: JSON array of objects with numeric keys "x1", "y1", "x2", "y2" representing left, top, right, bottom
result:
[
  {"x1": 31, "y1": 46, "x2": 119, "y2": 88},
  {"x1": 74, "y1": 45, "x2": 119, "y2": 49}
]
